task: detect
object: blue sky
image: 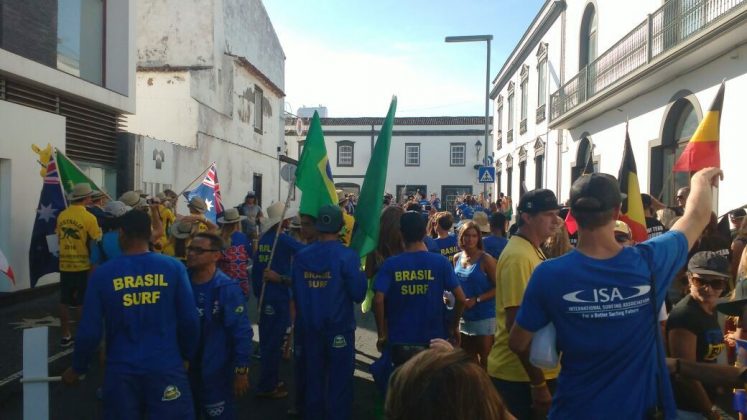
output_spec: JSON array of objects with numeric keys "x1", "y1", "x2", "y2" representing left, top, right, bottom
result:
[{"x1": 263, "y1": 0, "x2": 545, "y2": 117}]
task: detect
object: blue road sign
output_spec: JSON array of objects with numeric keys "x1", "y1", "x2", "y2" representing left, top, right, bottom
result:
[{"x1": 478, "y1": 166, "x2": 495, "y2": 183}]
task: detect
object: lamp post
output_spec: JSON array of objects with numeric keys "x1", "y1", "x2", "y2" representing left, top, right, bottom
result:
[
  {"x1": 474, "y1": 139, "x2": 482, "y2": 167},
  {"x1": 445, "y1": 34, "x2": 492, "y2": 198}
]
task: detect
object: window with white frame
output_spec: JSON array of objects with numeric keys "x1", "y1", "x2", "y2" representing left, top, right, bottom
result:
[
  {"x1": 405, "y1": 143, "x2": 420, "y2": 166},
  {"x1": 537, "y1": 59, "x2": 547, "y2": 108},
  {"x1": 450, "y1": 143, "x2": 466, "y2": 166},
  {"x1": 337, "y1": 141, "x2": 354, "y2": 167}
]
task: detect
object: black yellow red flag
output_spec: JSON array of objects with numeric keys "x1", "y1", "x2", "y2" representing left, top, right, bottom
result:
[{"x1": 618, "y1": 125, "x2": 648, "y2": 242}]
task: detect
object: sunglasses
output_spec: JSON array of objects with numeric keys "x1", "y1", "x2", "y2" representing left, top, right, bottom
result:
[
  {"x1": 691, "y1": 277, "x2": 727, "y2": 290},
  {"x1": 615, "y1": 233, "x2": 631, "y2": 243},
  {"x1": 186, "y1": 246, "x2": 219, "y2": 254}
]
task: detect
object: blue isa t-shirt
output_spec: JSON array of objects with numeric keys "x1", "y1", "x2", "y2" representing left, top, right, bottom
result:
[
  {"x1": 73, "y1": 252, "x2": 200, "y2": 375},
  {"x1": 482, "y1": 235, "x2": 508, "y2": 259},
  {"x1": 516, "y1": 231, "x2": 688, "y2": 420},
  {"x1": 373, "y1": 251, "x2": 460, "y2": 344},
  {"x1": 434, "y1": 235, "x2": 459, "y2": 260}
]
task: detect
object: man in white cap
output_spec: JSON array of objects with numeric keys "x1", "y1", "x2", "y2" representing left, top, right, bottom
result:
[
  {"x1": 252, "y1": 201, "x2": 304, "y2": 398},
  {"x1": 56, "y1": 183, "x2": 103, "y2": 347}
]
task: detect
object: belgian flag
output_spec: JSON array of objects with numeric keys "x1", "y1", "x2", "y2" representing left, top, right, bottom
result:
[
  {"x1": 673, "y1": 82, "x2": 725, "y2": 172},
  {"x1": 618, "y1": 125, "x2": 648, "y2": 243}
]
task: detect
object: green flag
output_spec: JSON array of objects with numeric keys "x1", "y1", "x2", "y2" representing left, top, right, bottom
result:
[
  {"x1": 351, "y1": 96, "x2": 397, "y2": 258},
  {"x1": 295, "y1": 112, "x2": 337, "y2": 217},
  {"x1": 55, "y1": 149, "x2": 103, "y2": 195}
]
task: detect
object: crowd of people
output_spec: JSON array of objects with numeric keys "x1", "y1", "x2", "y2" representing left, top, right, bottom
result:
[{"x1": 55, "y1": 166, "x2": 747, "y2": 420}]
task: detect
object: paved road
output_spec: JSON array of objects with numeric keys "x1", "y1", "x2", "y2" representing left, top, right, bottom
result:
[{"x1": 0, "y1": 288, "x2": 382, "y2": 420}]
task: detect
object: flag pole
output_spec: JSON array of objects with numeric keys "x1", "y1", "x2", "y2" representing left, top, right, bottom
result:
[
  {"x1": 53, "y1": 148, "x2": 112, "y2": 200},
  {"x1": 257, "y1": 175, "x2": 297, "y2": 323},
  {"x1": 176, "y1": 161, "x2": 215, "y2": 200}
]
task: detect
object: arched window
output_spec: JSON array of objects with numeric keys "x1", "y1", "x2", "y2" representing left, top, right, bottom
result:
[
  {"x1": 579, "y1": 4, "x2": 598, "y2": 69},
  {"x1": 571, "y1": 136, "x2": 596, "y2": 185},
  {"x1": 653, "y1": 98, "x2": 701, "y2": 205}
]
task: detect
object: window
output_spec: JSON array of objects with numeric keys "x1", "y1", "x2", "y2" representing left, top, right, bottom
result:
[
  {"x1": 0, "y1": 0, "x2": 105, "y2": 85},
  {"x1": 254, "y1": 86, "x2": 264, "y2": 132},
  {"x1": 507, "y1": 167, "x2": 513, "y2": 198},
  {"x1": 496, "y1": 96, "x2": 503, "y2": 149},
  {"x1": 450, "y1": 143, "x2": 466, "y2": 166},
  {"x1": 535, "y1": 155, "x2": 544, "y2": 189},
  {"x1": 496, "y1": 170, "x2": 502, "y2": 196},
  {"x1": 337, "y1": 141, "x2": 354, "y2": 167},
  {"x1": 580, "y1": 3, "x2": 598, "y2": 69},
  {"x1": 520, "y1": 78, "x2": 528, "y2": 122},
  {"x1": 652, "y1": 97, "x2": 701, "y2": 205},
  {"x1": 405, "y1": 143, "x2": 420, "y2": 166},
  {"x1": 571, "y1": 136, "x2": 597, "y2": 185},
  {"x1": 507, "y1": 89, "x2": 515, "y2": 142},
  {"x1": 519, "y1": 161, "x2": 527, "y2": 197}
]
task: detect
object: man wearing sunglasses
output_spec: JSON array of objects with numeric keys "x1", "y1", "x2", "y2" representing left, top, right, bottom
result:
[
  {"x1": 187, "y1": 232, "x2": 252, "y2": 419},
  {"x1": 667, "y1": 251, "x2": 730, "y2": 419}
]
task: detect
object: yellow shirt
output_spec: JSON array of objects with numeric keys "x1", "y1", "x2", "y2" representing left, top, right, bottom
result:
[
  {"x1": 487, "y1": 235, "x2": 559, "y2": 382},
  {"x1": 340, "y1": 212, "x2": 355, "y2": 246},
  {"x1": 156, "y1": 206, "x2": 176, "y2": 253},
  {"x1": 56, "y1": 204, "x2": 102, "y2": 272}
]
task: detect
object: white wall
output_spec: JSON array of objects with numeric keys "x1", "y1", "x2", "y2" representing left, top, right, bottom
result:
[{"x1": 0, "y1": 101, "x2": 66, "y2": 291}]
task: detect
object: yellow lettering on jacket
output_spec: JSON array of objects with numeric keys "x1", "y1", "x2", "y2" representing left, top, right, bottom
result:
[
  {"x1": 393, "y1": 270, "x2": 434, "y2": 282},
  {"x1": 400, "y1": 284, "x2": 429, "y2": 295}
]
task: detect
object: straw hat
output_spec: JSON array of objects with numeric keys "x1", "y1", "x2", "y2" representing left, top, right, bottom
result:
[
  {"x1": 119, "y1": 191, "x2": 147, "y2": 208},
  {"x1": 472, "y1": 211, "x2": 491, "y2": 233},
  {"x1": 69, "y1": 183, "x2": 95, "y2": 201},
  {"x1": 260, "y1": 202, "x2": 298, "y2": 235},
  {"x1": 336, "y1": 190, "x2": 346, "y2": 204},
  {"x1": 218, "y1": 208, "x2": 246, "y2": 224},
  {"x1": 170, "y1": 220, "x2": 194, "y2": 239},
  {"x1": 188, "y1": 196, "x2": 207, "y2": 214}
]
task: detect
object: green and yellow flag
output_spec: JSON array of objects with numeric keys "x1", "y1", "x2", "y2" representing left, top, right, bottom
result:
[
  {"x1": 351, "y1": 97, "x2": 397, "y2": 258},
  {"x1": 295, "y1": 112, "x2": 337, "y2": 217},
  {"x1": 55, "y1": 149, "x2": 104, "y2": 196}
]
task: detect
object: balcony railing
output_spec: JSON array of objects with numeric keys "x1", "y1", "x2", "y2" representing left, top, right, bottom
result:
[
  {"x1": 507, "y1": 129, "x2": 514, "y2": 143},
  {"x1": 520, "y1": 119, "x2": 527, "y2": 134},
  {"x1": 550, "y1": 0, "x2": 744, "y2": 121},
  {"x1": 536, "y1": 104, "x2": 546, "y2": 123}
]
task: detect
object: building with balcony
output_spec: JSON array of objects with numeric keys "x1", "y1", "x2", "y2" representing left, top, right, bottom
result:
[
  {"x1": 494, "y1": 0, "x2": 747, "y2": 213},
  {"x1": 123, "y1": 0, "x2": 287, "y2": 213},
  {"x1": 0, "y1": 0, "x2": 136, "y2": 291},
  {"x1": 284, "y1": 116, "x2": 492, "y2": 214}
]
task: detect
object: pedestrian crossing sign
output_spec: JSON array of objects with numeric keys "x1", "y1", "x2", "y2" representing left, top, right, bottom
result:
[{"x1": 478, "y1": 166, "x2": 495, "y2": 183}]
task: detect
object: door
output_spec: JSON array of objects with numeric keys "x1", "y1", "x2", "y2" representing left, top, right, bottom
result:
[
  {"x1": 253, "y1": 173, "x2": 263, "y2": 207},
  {"x1": 441, "y1": 185, "x2": 473, "y2": 214}
]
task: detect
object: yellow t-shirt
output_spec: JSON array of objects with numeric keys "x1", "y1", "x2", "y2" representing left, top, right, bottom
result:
[
  {"x1": 56, "y1": 204, "x2": 102, "y2": 272},
  {"x1": 340, "y1": 212, "x2": 355, "y2": 246},
  {"x1": 487, "y1": 235, "x2": 560, "y2": 382},
  {"x1": 156, "y1": 206, "x2": 176, "y2": 253}
]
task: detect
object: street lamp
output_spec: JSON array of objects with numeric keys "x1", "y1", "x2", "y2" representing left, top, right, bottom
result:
[
  {"x1": 475, "y1": 139, "x2": 482, "y2": 162},
  {"x1": 445, "y1": 34, "x2": 492, "y2": 197}
]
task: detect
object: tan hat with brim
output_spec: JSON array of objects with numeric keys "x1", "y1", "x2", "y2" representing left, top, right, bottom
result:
[
  {"x1": 170, "y1": 220, "x2": 194, "y2": 240},
  {"x1": 218, "y1": 208, "x2": 247, "y2": 224},
  {"x1": 472, "y1": 211, "x2": 491, "y2": 233},
  {"x1": 69, "y1": 183, "x2": 95, "y2": 201},
  {"x1": 260, "y1": 202, "x2": 298, "y2": 235},
  {"x1": 120, "y1": 191, "x2": 147, "y2": 208},
  {"x1": 188, "y1": 197, "x2": 207, "y2": 214}
]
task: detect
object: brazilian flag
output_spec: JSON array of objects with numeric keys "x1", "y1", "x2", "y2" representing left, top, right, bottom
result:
[{"x1": 295, "y1": 111, "x2": 337, "y2": 217}]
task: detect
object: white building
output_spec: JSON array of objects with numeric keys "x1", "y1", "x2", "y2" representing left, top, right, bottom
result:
[
  {"x1": 285, "y1": 116, "x2": 493, "y2": 213},
  {"x1": 0, "y1": 1, "x2": 136, "y2": 291},
  {"x1": 125, "y1": 0, "x2": 290, "y2": 213},
  {"x1": 493, "y1": 0, "x2": 747, "y2": 213}
]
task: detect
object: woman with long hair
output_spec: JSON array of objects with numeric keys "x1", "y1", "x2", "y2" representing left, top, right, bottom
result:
[{"x1": 453, "y1": 221, "x2": 497, "y2": 369}]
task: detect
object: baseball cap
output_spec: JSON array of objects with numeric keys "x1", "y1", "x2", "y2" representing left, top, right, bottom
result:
[
  {"x1": 730, "y1": 208, "x2": 746, "y2": 218},
  {"x1": 315, "y1": 204, "x2": 343, "y2": 233},
  {"x1": 717, "y1": 278, "x2": 747, "y2": 316},
  {"x1": 687, "y1": 251, "x2": 730, "y2": 278},
  {"x1": 614, "y1": 220, "x2": 631, "y2": 235},
  {"x1": 517, "y1": 189, "x2": 560, "y2": 214},
  {"x1": 570, "y1": 173, "x2": 626, "y2": 212}
]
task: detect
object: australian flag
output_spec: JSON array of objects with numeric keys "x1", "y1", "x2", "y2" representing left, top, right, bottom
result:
[
  {"x1": 184, "y1": 163, "x2": 224, "y2": 223},
  {"x1": 29, "y1": 154, "x2": 67, "y2": 287}
]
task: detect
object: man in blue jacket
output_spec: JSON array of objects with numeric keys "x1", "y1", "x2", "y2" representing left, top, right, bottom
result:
[
  {"x1": 187, "y1": 232, "x2": 252, "y2": 419},
  {"x1": 62, "y1": 210, "x2": 200, "y2": 419},
  {"x1": 291, "y1": 204, "x2": 367, "y2": 419},
  {"x1": 252, "y1": 202, "x2": 304, "y2": 398}
]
